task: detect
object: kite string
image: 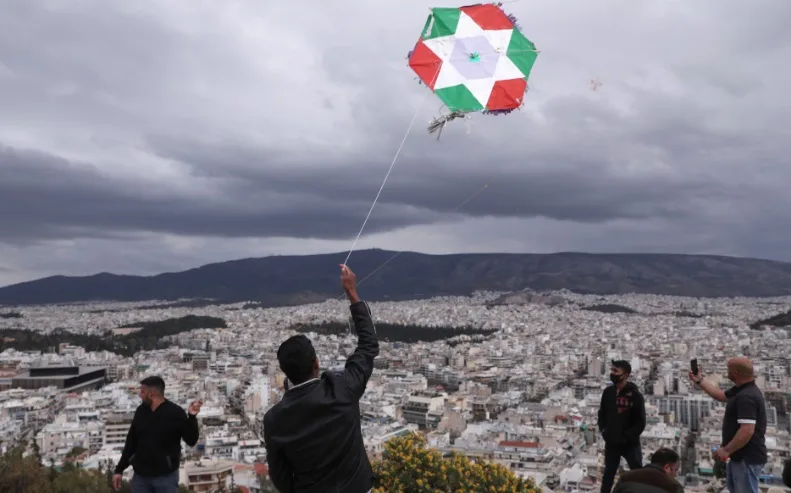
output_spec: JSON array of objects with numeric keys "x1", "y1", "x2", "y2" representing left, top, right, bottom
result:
[
  {"x1": 337, "y1": 171, "x2": 501, "y2": 302},
  {"x1": 342, "y1": 65, "x2": 441, "y2": 266},
  {"x1": 341, "y1": 96, "x2": 427, "y2": 266}
]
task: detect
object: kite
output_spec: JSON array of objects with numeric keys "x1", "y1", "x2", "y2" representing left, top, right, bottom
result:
[{"x1": 407, "y1": 3, "x2": 539, "y2": 138}]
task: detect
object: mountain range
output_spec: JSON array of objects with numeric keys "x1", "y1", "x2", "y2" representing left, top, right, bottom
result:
[{"x1": 3, "y1": 249, "x2": 791, "y2": 306}]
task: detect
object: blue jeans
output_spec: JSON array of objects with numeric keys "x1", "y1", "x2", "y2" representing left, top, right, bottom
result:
[
  {"x1": 601, "y1": 442, "x2": 643, "y2": 493},
  {"x1": 131, "y1": 470, "x2": 179, "y2": 493},
  {"x1": 726, "y1": 461, "x2": 763, "y2": 493}
]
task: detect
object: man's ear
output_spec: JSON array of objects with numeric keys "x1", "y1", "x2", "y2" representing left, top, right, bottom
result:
[{"x1": 314, "y1": 357, "x2": 320, "y2": 371}]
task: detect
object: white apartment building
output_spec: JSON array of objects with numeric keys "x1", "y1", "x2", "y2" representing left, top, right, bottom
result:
[
  {"x1": 181, "y1": 459, "x2": 234, "y2": 492},
  {"x1": 104, "y1": 412, "x2": 134, "y2": 450}
]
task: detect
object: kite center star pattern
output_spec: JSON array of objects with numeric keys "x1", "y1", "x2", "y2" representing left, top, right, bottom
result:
[
  {"x1": 408, "y1": 4, "x2": 538, "y2": 113},
  {"x1": 450, "y1": 36, "x2": 499, "y2": 79}
]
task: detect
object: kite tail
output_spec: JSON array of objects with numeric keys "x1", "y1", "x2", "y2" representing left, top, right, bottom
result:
[{"x1": 427, "y1": 110, "x2": 468, "y2": 140}]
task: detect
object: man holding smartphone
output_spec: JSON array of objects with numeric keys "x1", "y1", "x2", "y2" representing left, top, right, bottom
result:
[
  {"x1": 264, "y1": 264, "x2": 379, "y2": 493},
  {"x1": 689, "y1": 357, "x2": 767, "y2": 493}
]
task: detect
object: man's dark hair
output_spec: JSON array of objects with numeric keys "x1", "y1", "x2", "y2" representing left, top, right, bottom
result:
[
  {"x1": 277, "y1": 335, "x2": 317, "y2": 385},
  {"x1": 650, "y1": 448, "x2": 679, "y2": 466},
  {"x1": 140, "y1": 376, "x2": 165, "y2": 395},
  {"x1": 611, "y1": 359, "x2": 632, "y2": 375}
]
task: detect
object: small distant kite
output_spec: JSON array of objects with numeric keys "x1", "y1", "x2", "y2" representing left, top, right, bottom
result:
[
  {"x1": 589, "y1": 76, "x2": 602, "y2": 92},
  {"x1": 407, "y1": 3, "x2": 539, "y2": 138}
]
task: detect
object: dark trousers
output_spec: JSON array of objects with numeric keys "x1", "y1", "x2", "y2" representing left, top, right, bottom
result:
[
  {"x1": 601, "y1": 442, "x2": 643, "y2": 493},
  {"x1": 131, "y1": 470, "x2": 179, "y2": 493}
]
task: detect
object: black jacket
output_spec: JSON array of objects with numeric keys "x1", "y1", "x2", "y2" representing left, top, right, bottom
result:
[
  {"x1": 598, "y1": 381, "x2": 646, "y2": 446},
  {"x1": 613, "y1": 464, "x2": 684, "y2": 493},
  {"x1": 783, "y1": 457, "x2": 791, "y2": 487},
  {"x1": 264, "y1": 301, "x2": 379, "y2": 493},
  {"x1": 115, "y1": 400, "x2": 199, "y2": 477}
]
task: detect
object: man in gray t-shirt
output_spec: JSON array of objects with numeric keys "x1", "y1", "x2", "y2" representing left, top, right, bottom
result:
[{"x1": 690, "y1": 357, "x2": 766, "y2": 493}]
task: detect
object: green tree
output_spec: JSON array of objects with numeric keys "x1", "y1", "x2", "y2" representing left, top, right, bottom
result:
[
  {"x1": 372, "y1": 433, "x2": 539, "y2": 493},
  {"x1": 0, "y1": 442, "x2": 133, "y2": 493},
  {"x1": 0, "y1": 445, "x2": 52, "y2": 493},
  {"x1": 65, "y1": 446, "x2": 87, "y2": 459},
  {"x1": 51, "y1": 468, "x2": 113, "y2": 493}
]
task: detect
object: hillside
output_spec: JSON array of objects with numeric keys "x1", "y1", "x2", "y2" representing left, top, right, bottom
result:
[{"x1": 3, "y1": 249, "x2": 791, "y2": 306}]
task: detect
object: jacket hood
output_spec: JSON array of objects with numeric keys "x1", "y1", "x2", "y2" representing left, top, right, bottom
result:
[{"x1": 622, "y1": 381, "x2": 640, "y2": 393}]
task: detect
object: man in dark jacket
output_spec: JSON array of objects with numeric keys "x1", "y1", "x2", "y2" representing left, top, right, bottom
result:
[
  {"x1": 264, "y1": 264, "x2": 379, "y2": 493},
  {"x1": 598, "y1": 360, "x2": 646, "y2": 493},
  {"x1": 613, "y1": 448, "x2": 684, "y2": 493},
  {"x1": 112, "y1": 376, "x2": 202, "y2": 492}
]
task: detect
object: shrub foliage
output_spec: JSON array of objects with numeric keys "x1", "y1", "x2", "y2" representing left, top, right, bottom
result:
[{"x1": 372, "y1": 433, "x2": 540, "y2": 493}]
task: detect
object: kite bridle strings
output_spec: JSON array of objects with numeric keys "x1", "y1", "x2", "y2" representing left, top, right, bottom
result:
[{"x1": 341, "y1": 63, "x2": 443, "y2": 267}]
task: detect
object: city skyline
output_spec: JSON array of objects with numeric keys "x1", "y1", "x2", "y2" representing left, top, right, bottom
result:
[{"x1": 2, "y1": 288, "x2": 790, "y2": 491}]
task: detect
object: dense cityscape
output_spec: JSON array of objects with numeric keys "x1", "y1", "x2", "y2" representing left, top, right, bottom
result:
[{"x1": 1, "y1": 290, "x2": 789, "y2": 492}]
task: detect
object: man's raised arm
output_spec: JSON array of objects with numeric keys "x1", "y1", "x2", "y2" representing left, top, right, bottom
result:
[{"x1": 340, "y1": 264, "x2": 380, "y2": 400}]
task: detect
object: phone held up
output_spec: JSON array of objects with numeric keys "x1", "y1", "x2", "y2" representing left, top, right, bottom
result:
[{"x1": 690, "y1": 358, "x2": 699, "y2": 376}]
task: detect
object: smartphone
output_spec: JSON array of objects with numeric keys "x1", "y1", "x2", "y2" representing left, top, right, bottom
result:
[{"x1": 690, "y1": 358, "x2": 699, "y2": 376}]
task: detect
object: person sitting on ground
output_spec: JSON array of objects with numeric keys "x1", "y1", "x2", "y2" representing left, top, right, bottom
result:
[
  {"x1": 264, "y1": 264, "x2": 379, "y2": 493},
  {"x1": 613, "y1": 448, "x2": 684, "y2": 493}
]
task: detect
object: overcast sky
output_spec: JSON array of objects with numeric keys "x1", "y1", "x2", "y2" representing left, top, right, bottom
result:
[{"x1": 1, "y1": 0, "x2": 790, "y2": 287}]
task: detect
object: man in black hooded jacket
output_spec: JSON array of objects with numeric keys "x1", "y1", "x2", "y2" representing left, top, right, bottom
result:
[
  {"x1": 598, "y1": 360, "x2": 646, "y2": 493},
  {"x1": 264, "y1": 265, "x2": 378, "y2": 493}
]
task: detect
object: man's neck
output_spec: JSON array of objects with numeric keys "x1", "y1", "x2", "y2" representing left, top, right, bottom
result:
[
  {"x1": 149, "y1": 397, "x2": 166, "y2": 411},
  {"x1": 616, "y1": 380, "x2": 628, "y2": 391}
]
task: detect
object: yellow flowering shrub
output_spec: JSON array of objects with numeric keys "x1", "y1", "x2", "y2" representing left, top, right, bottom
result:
[{"x1": 372, "y1": 433, "x2": 540, "y2": 493}]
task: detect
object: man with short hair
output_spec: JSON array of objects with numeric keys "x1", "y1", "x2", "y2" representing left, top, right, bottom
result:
[
  {"x1": 113, "y1": 376, "x2": 202, "y2": 492},
  {"x1": 690, "y1": 357, "x2": 766, "y2": 493},
  {"x1": 613, "y1": 448, "x2": 684, "y2": 493},
  {"x1": 598, "y1": 360, "x2": 646, "y2": 493},
  {"x1": 264, "y1": 264, "x2": 379, "y2": 493}
]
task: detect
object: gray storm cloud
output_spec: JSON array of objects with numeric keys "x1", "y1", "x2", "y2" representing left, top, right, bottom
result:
[{"x1": 0, "y1": 0, "x2": 790, "y2": 285}]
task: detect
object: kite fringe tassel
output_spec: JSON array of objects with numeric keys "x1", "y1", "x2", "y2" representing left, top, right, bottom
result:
[
  {"x1": 428, "y1": 110, "x2": 469, "y2": 140},
  {"x1": 494, "y1": 3, "x2": 522, "y2": 31},
  {"x1": 482, "y1": 108, "x2": 516, "y2": 116}
]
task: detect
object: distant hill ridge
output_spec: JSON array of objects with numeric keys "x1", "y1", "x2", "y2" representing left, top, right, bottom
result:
[{"x1": 2, "y1": 249, "x2": 791, "y2": 306}]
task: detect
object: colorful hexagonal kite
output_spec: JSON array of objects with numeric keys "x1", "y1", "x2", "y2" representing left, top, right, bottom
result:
[{"x1": 408, "y1": 3, "x2": 539, "y2": 130}]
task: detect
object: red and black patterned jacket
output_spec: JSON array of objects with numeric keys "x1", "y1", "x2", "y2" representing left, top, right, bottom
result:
[{"x1": 597, "y1": 381, "x2": 646, "y2": 446}]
